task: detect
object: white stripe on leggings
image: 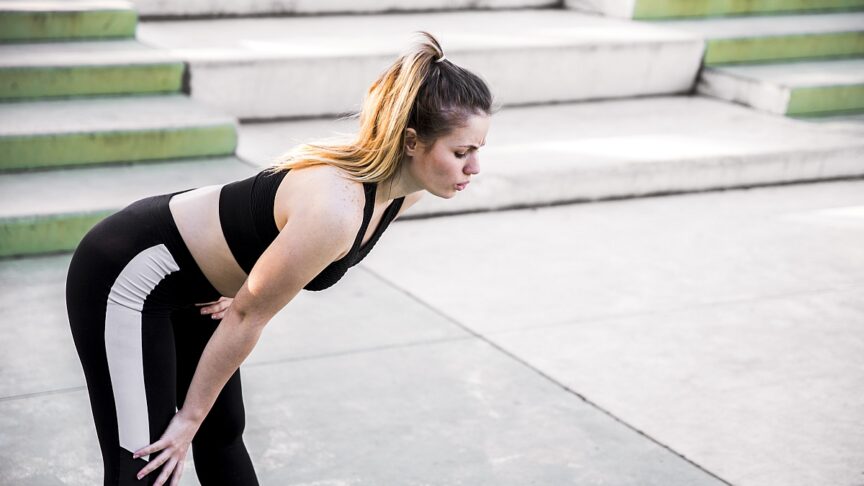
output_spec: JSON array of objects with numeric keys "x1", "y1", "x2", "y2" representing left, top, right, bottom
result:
[{"x1": 104, "y1": 243, "x2": 179, "y2": 462}]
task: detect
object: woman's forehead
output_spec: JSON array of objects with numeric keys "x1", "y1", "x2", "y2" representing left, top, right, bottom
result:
[{"x1": 449, "y1": 118, "x2": 490, "y2": 146}]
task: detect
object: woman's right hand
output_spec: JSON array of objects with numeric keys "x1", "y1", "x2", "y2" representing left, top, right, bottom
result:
[{"x1": 132, "y1": 408, "x2": 201, "y2": 485}]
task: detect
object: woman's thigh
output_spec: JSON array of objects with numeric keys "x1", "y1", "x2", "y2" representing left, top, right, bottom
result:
[{"x1": 67, "y1": 243, "x2": 185, "y2": 484}]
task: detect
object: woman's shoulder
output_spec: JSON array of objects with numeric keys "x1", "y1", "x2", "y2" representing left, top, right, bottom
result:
[
  {"x1": 273, "y1": 164, "x2": 367, "y2": 231},
  {"x1": 281, "y1": 164, "x2": 366, "y2": 208}
]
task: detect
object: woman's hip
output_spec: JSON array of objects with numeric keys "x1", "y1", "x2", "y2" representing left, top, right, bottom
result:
[{"x1": 66, "y1": 191, "x2": 221, "y2": 321}]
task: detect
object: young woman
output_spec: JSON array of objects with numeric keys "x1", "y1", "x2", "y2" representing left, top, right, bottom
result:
[{"x1": 65, "y1": 31, "x2": 494, "y2": 485}]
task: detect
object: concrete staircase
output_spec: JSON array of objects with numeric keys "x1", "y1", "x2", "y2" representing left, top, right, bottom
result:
[
  {"x1": 2, "y1": 0, "x2": 863, "y2": 259},
  {"x1": 134, "y1": 9, "x2": 705, "y2": 120},
  {"x1": 0, "y1": 1, "x2": 252, "y2": 257},
  {"x1": 582, "y1": 0, "x2": 864, "y2": 117},
  {"x1": 565, "y1": 0, "x2": 864, "y2": 19},
  {"x1": 132, "y1": 0, "x2": 559, "y2": 17}
]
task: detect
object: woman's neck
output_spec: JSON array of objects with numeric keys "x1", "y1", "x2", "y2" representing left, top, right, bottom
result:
[{"x1": 375, "y1": 160, "x2": 422, "y2": 204}]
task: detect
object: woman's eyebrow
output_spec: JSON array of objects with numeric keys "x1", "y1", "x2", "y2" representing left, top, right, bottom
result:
[{"x1": 457, "y1": 142, "x2": 485, "y2": 149}]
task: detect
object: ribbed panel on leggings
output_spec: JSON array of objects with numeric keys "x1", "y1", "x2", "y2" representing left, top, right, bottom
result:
[{"x1": 104, "y1": 243, "x2": 179, "y2": 462}]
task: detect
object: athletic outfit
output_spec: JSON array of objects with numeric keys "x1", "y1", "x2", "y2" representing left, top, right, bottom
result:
[{"x1": 65, "y1": 168, "x2": 404, "y2": 485}]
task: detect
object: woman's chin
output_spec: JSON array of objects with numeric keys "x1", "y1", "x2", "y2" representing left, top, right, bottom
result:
[{"x1": 429, "y1": 187, "x2": 457, "y2": 199}]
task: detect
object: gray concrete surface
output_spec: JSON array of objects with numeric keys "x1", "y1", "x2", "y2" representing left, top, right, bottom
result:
[
  {"x1": 2, "y1": 179, "x2": 863, "y2": 484},
  {"x1": 0, "y1": 39, "x2": 182, "y2": 67},
  {"x1": 705, "y1": 58, "x2": 864, "y2": 87},
  {"x1": 0, "y1": 157, "x2": 254, "y2": 218},
  {"x1": 132, "y1": 0, "x2": 556, "y2": 17},
  {"x1": 798, "y1": 112, "x2": 864, "y2": 136},
  {"x1": 136, "y1": 10, "x2": 702, "y2": 118},
  {"x1": 0, "y1": 95, "x2": 235, "y2": 136},
  {"x1": 363, "y1": 179, "x2": 864, "y2": 486},
  {"x1": 649, "y1": 11, "x2": 864, "y2": 38},
  {"x1": 698, "y1": 59, "x2": 864, "y2": 116}
]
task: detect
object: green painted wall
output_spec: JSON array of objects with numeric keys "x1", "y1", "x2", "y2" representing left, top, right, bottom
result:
[
  {"x1": 0, "y1": 125, "x2": 237, "y2": 171},
  {"x1": 0, "y1": 9, "x2": 137, "y2": 42},
  {"x1": 0, "y1": 211, "x2": 112, "y2": 257},
  {"x1": 787, "y1": 84, "x2": 864, "y2": 114},
  {"x1": 705, "y1": 32, "x2": 864, "y2": 64},
  {"x1": 0, "y1": 64, "x2": 184, "y2": 100},
  {"x1": 634, "y1": 0, "x2": 864, "y2": 19}
]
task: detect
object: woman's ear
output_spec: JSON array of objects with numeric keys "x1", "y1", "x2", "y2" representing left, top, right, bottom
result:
[{"x1": 404, "y1": 128, "x2": 418, "y2": 157}]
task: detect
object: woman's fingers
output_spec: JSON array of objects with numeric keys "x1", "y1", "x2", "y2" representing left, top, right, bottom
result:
[
  {"x1": 136, "y1": 449, "x2": 171, "y2": 480},
  {"x1": 195, "y1": 296, "x2": 230, "y2": 307},
  {"x1": 132, "y1": 438, "x2": 164, "y2": 459},
  {"x1": 154, "y1": 457, "x2": 178, "y2": 486},
  {"x1": 212, "y1": 300, "x2": 230, "y2": 319},
  {"x1": 169, "y1": 458, "x2": 186, "y2": 486},
  {"x1": 201, "y1": 301, "x2": 228, "y2": 318},
  {"x1": 198, "y1": 297, "x2": 233, "y2": 319},
  {"x1": 135, "y1": 411, "x2": 197, "y2": 482}
]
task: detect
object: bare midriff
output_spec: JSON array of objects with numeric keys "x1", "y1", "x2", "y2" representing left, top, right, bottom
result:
[{"x1": 168, "y1": 167, "x2": 392, "y2": 298}]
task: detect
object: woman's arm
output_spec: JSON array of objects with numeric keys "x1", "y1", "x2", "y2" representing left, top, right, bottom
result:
[
  {"x1": 179, "y1": 196, "x2": 357, "y2": 419},
  {"x1": 132, "y1": 183, "x2": 363, "y2": 485}
]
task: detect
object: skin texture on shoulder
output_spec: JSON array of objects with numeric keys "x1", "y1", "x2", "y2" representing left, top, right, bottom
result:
[{"x1": 273, "y1": 164, "x2": 366, "y2": 238}]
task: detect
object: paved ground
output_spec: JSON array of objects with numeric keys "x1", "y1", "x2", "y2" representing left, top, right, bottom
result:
[{"x1": 1, "y1": 179, "x2": 862, "y2": 485}]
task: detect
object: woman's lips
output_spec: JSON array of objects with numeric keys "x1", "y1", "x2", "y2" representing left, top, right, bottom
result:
[{"x1": 455, "y1": 181, "x2": 469, "y2": 191}]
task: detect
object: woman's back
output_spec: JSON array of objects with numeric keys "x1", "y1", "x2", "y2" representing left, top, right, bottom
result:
[{"x1": 169, "y1": 164, "x2": 404, "y2": 297}]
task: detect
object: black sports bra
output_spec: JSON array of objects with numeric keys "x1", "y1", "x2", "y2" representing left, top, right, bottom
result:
[{"x1": 218, "y1": 168, "x2": 404, "y2": 291}]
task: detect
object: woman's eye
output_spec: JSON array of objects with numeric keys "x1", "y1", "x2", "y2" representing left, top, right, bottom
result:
[{"x1": 455, "y1": 152, "x2": 467, "y2": 158}]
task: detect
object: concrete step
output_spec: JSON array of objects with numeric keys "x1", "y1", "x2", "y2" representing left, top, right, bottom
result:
[
  {"x1": 132, "y1": 0, "x2": 557, "y2": 18},
  {"x1": 795, "y1": 112, "x2": 864, "y2": 137},
  {"x1": 0, "y1": 1, "x2": 138, "y2": 43},
  {"x1": 698, "y1": 58, "x2": 864, "y2": 116},
  {"x1": 0, "y1": 94, "x2": 237, "y2": 171},
  {"x1": 0, "y1": 39, "x2": 185, "y2": 100},
  {"x1": 136, "y1": 10, "x2": 703, "y2": 120},
  {"x1": 0, "y1": 156, "x2": 254, "y2": 257},
  {"x1": 237, "y1": 95, "x2": 864, "y2": 217},
  {"x1": 649, "y1": 12, "x2": 864, "y2": 65},
  {"x1": 565, "y1": 0, "x2": 864, "y2": 19}
]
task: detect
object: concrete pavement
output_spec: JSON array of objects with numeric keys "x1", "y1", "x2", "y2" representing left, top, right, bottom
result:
[{"x1": 1, "y1": 179, "x2": 862, "y2": 484}]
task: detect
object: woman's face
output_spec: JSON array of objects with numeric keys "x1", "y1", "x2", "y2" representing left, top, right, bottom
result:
[{"x1": 406, "y1": 113, "x2": 491, "y2": 198}]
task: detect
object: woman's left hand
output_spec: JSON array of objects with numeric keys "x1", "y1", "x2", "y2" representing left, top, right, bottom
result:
[
  {"x1": 132, "y1": 408, "x2": 200, "y2": 485},
  {"x1": 195, "y1": 296, "x2": 233, "y2": 320}
]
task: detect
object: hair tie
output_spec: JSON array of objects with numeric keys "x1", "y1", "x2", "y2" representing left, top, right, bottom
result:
[{"x1": 435, "y1": 54, "x2": 447, "y2": 63}]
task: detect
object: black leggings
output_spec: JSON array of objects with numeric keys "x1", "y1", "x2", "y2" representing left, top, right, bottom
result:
[{"x1": 65, "y1": 192, "x2": 259, "y2": 485}]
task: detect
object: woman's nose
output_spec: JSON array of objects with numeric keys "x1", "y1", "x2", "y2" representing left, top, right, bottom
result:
[{"x1": 465, "y1": 157, "x2": 480, "y2": 176}]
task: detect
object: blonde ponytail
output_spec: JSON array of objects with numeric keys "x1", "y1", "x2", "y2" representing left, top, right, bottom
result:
[{"x1": 269, "y1": 31, "x2": 494, "y2": 183}]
